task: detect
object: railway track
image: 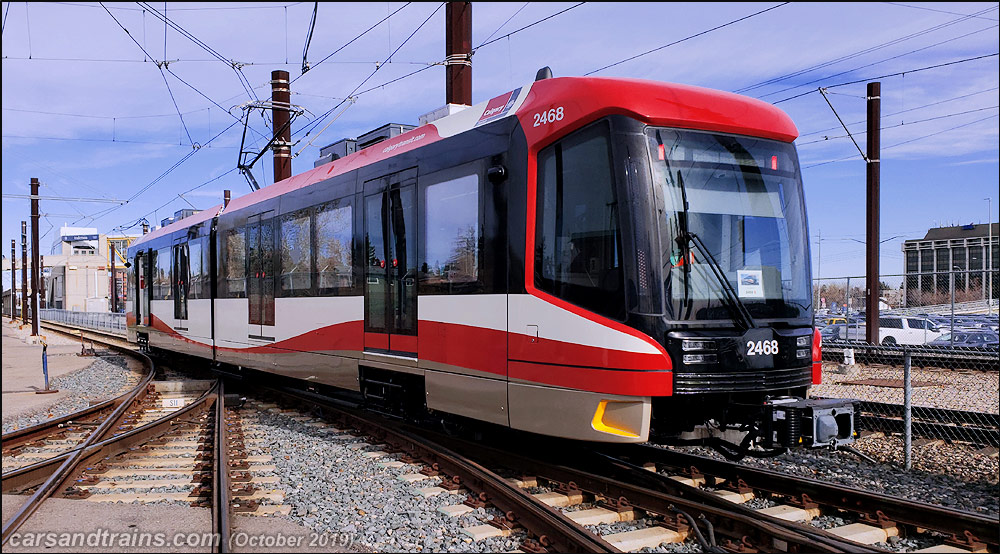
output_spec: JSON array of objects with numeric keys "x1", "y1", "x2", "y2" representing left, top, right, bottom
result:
[
  {"x1": 594, "y1": 444, "x2": 997, "y2": 553},
  {"x1": 236, "y1": 383, "x2": 872, "y2": 554},
  {"x1": 9, "y1": 322, "x2": 996, "y2": 553}
]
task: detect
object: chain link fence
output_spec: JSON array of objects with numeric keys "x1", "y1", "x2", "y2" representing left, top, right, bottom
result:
[
  {"x1": 39, "y1": 308, "x2": 127, "y2": 335},
  {"x1": 812, "y1": 270, "x2": 999, "y2": 475}
]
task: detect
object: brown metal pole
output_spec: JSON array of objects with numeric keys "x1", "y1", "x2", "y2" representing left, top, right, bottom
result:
[
  {"x1": 10, "y1": 240, "x2": 15, "y2": 321},
  {"x1": 865, "y1": 82, "x2": 881, "y2": 344},
  {"x1": 271, "y1": 70, "x2": 292, "y2": 183},
  {"x1": 110, "y1": 243, "x2": 117, "y2": 313},
  {"x1": 224, "y1": 189, "x2": 231, "y2": 209},
  {"x1": 30, "y1": 178, "x2": 40, "y2": 336},
  {"x1": 445, "y1": 1, "x2": 472, "y2": 106},
  {"x1": 21, "y1": 221, "x2": 28, "y2": 326}
]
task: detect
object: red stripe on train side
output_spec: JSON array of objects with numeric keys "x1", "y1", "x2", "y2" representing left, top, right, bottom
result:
[
  {"x1": 418, "y1": 321, "x2": 507, "y2": 377},
  {"x1": 510, "y1": 360, "x2": 672, "y2": 397},
  {"x1": 508, "y1": 331, "x2": 668, "y2": 371},
  {"x1": 364, "y1": 332, "x2": 389, "y2": 351},
  {"x1": 391, "y1": 334, "x2": 418, "y2": 354}
]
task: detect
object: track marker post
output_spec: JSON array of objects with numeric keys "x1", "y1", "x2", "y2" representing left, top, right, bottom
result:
[{"x1": 36, "y1": 339, "x2": 59, "y2": 394}]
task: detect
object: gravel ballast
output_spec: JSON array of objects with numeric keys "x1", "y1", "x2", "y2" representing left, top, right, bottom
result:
[
  {"x1": 668, "y1": 442, "x2": 998, "y2": 517},
  {"x1": 2, "y1": 357, "x2": 140, "y2": 434}
]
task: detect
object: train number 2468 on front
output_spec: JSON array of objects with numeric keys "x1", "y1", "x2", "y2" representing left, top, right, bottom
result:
[{"x1": 126, "y1": 72, "x2": 857, "y2": 459}]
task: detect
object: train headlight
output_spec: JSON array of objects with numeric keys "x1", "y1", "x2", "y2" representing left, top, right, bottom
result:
[
  {"x1": 682, "y1": 340, "x2": 716, "y2": 351},
  {"x1": 682, "y1": 354, "x2": 717, "y2": 364},
  {"x1": 796, "y1": 348, "x2": 811, "y2": 359},
  {"x1": 796, "y1": 336, "x2": 811, "y2": 347}
]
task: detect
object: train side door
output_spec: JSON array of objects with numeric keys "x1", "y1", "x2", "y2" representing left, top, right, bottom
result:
[
  {"x1": 137, "y1": 250, "x2": 150, "y2": 326},
  {"x1": 172, "y1": 238, "x2": 189, "y2": 331},
  {"x1": 364, "y1": 169, "x2": 417, "y2": 356},
  {"x1": 247, "y1": 211, "x2": 276, "y2": 341}
]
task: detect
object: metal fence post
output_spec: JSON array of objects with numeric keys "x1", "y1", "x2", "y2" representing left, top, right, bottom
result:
[{"x1": 903, "y1": 347, "x2": 912, "y2": 471}]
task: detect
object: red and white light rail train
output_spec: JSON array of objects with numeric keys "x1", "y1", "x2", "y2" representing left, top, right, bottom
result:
[{"x1": 125, "y1": 72, "x2": 857, "y2": 457}]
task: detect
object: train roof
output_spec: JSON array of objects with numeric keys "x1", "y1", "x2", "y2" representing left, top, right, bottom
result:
[{"x1": 132, "y1": 76, "x2": 798, "y2": 248}]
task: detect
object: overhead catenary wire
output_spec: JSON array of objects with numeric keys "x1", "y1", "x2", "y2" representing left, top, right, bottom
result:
[
  {"x1": 798, "y1": 86, "x2": 1000, "y2": 137},
  {"x1": 802, "y1": 112, "x2": 999, "y2": 169},
  {"x1": 751, "y1": 23, "x2": 999, "y2": 100},
  {"x1": 2, "y1": 1, "x2": 11, "y2": 35},
  {"x1": 474, "y1": 2, "x2": 584, "y2": 51},
  {"x1": 291, "y1": 2, "x2": 411, "y2": 85},
  {"x1": 293, "y1": 2, "x2": 444, "y2": 146},
  {"x1": 584, "y1": 2, "x2": 788, "y2": 76},
  {"x1": 798, "y1": 105, "x2": 1000, "y2": 146},
  {"x1": 137, "y1": 1, "x2": 259, "y2": 102},
  {"x1": 477, "y1": 2, "x2": 530, "y2": 48},
  {"x1": 736, "y1": 5, "x2": 999, "y2": 94},
  {"x1": 773, "y1": 52, "x2": 1000, "y2": 104}
]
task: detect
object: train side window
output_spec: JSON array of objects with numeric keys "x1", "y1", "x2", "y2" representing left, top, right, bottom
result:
[
  {"x1": 315, "y1": 200, "x2": 353, "y2": 293},
  {"x1": 188, "y1": 237, "x2": 209, "y2": 299},
  {"x1": 154, "y1": 247, "x2": 173, "y2": 301},
  {"x1": 224, "y1": 228, "x2": 246, "y2": 298},
  {"x1": 280, "y1": 209, "x2": 312, "y2": 295},
  {"x1": 535, "y1": 121, "x2": 625, "y2": 320},
  {"x1": 422, "y1": 172, "x2": 480, "y2": 291}
]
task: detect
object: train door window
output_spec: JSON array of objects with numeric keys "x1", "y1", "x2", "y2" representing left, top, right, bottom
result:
[
  {"x1": 364, "y1": 193, "x2": 388, "y2": 333},
  {"x1": 422, "y1": 171, "x2": 480, "y2": 292},
  {"x1": 134, "y1": 252, "x2": 144, "y2": 323},
  {"x1": 280, "y1": 209, "x2": 312, "y2": 295},
  {"x1": 224, "y1": 228, "x2": 246, "y2": 297},
  {"x1": 188, "y1": 237, "x2": 208, "y2": 299},
  {"x1": 154, "y1": 247, "x2": 173, "y2": 301},
  {"x1": 389, "y1": 185, "x2": 417, "y2": 337},
  {"x1": 247, "y1": 212, "x2": 275, "y2": 328},
  {"x1": 535, "y1": 120, "x2": 625, "y2": 320},
  {"x1": 316, "y1": 200, "x2": 353, "y2": 293},
  {"x1": 173, "y1": 243, "x2": 189, "y2": 320}
]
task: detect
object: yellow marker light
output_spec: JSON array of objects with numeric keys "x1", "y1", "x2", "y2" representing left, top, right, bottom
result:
[{"x1": 591, "y1": 400, "x2": 640, "y2": 438}]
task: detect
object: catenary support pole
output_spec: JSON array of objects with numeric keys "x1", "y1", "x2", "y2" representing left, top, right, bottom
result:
[
  {"x1": 111, "y1": 243, "x2": 117, "y2": 313},
  {"x1": 30, "y1": 178, "x2": 40, "y2": 336},
  {"x1": 865, "y1": 82, "x2": 880, "y2": 344},
  {"x1": 271, "y1": 70, "x2": 292, "y2": 183},
  {"x1": 21, "y1": 221, "x2": 28, "y2": 326},
  {"x1": 10, "y1": 240, "x2": 15, "y2": 321},
  {"x1": 445, "y1": 2, "x2": 472, "y2": 106}
]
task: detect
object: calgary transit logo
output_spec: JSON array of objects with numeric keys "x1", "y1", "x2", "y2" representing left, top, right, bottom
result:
[{"x1": 475, "y1": 87, "x2": 521, "y2": 127}]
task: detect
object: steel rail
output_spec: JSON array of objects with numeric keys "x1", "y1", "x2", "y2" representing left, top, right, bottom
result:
[
  {"x1": 214, "y1": 379, "x2": 232, "y2": 553},
  {"x1": 423, "y1": 430, "x2": 869, "y2": 553},
  {"x1": 610, "y1": 443, "x2": 999, "y2": 549},
  {"x1": 2, "y1": 331, "x2": 151, "y2": 452},
  {"x1": 261, "y1": 385, "x2": 616, "y2": 553},
  {"x1": 1, "y1": 348, "x2": 158, "y2": 544}
]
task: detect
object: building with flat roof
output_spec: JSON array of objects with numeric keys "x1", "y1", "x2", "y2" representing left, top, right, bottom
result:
[{"x1": 901, "y1": 222, "x2": 998, "y2": 307}]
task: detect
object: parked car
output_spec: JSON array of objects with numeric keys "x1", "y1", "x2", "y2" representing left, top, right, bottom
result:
[
  {"x1": 927, "y1": 331, "x2": 999, "y2": 348},
  {"x1": 833, "y1": 316, "x2": 943, "y2": 345}
]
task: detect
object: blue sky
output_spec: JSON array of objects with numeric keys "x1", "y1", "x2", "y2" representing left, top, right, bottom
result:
[{"x1": 2, "y1": 2, "x2": 998, "y2": 285}]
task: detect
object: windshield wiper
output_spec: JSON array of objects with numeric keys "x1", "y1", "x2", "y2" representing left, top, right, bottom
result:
[{"x1": 676, "y1": 231, "x2": 758, "y2": 331}]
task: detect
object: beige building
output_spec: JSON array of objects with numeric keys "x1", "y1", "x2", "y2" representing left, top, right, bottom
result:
[{"x1": 42, "y1": 226, "x2": 138, "y2": 312}]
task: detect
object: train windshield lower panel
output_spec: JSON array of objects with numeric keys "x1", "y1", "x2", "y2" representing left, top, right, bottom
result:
[{"x1": 647, "y1": 128, "x2": 811, "y2": 321}]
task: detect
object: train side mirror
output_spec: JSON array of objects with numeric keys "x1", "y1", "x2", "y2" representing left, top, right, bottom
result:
[{"x1": 123, "y1": 261, "x2": 132, "y2": 268}]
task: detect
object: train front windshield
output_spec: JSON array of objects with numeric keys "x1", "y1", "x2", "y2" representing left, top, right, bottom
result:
[{"x1": 647, "y1": 128, "x2": 811, "y2": 321}]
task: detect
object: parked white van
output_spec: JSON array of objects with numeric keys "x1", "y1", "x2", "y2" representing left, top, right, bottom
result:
[{"x1": 838, "y1": 316, "x2": 943, "y2": 345}]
